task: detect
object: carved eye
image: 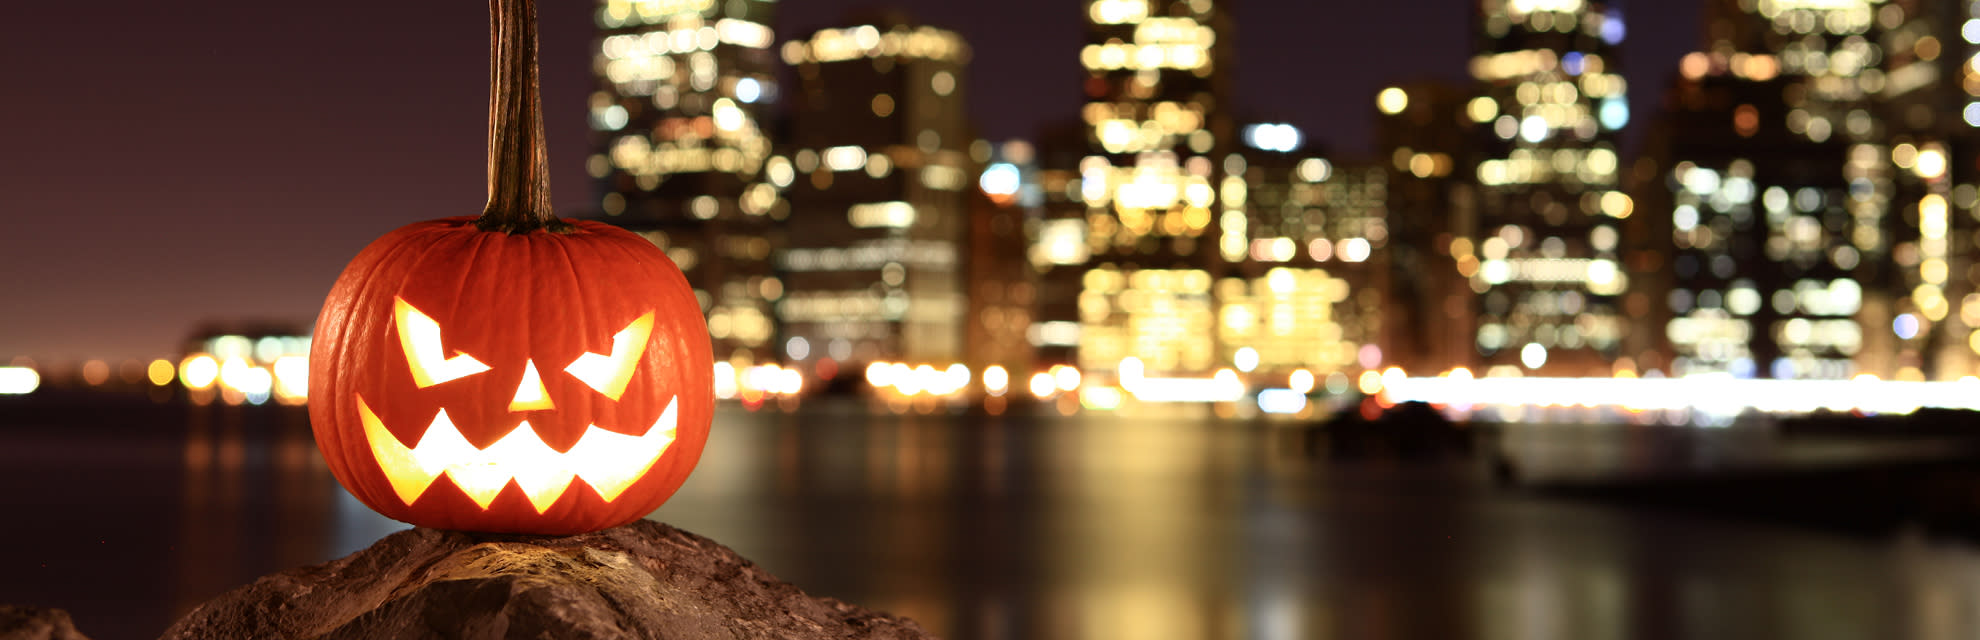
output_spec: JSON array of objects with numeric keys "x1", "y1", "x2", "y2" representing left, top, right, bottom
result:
[
  {"x1": 394, "y1": 297, "x2": 491, "y2": 388},
  {"x1": 563, "y1": 312, "x2": 654, "y2": 400}
]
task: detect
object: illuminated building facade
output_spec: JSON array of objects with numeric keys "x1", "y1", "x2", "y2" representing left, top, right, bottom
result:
[
  {"x1": 178, "y1": 323, "x2": 312, "y2": 406},
  {"x1": 1215, "y1": 135, "x2": 1387, "y2": 383},
  {"x1": 590, "y1": 0, "x2": 781, "y2": 362},
  {"x1": 1879, "y1": 1, "x2": 1980, "y2": 379},
  {"x1": 1469, "y1": 0, "x2": 1635, "y2": 376},
  {"x1": 1650, "y1": 0, "x2": 1980, "y2": 381},
  {"x1": 777, "y1": 18, "x2": 975, "y2": 366},
  {"x1": 1375, "y1": 82, "x2": 1481, "y2": 374},
  {"x1": 1026, "y1": 119, "x2": 1099, "y2": 368},
  {"x1": 969, "y1": 142, "x2": 1043, "y2": 377},
  {"x1": 1073, "y1": 0, "x2": 1237, "y2": 380},
  {"x1": 1650, "y1": 0, "x2": 1878, "y2": 380}
]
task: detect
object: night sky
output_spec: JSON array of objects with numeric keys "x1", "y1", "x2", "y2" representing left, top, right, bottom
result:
[{"x1": 1, "y1": 0, "x2": 1696, "y2": 363}]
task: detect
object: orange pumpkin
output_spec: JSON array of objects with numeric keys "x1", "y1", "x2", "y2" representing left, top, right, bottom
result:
[{"x1": 306, "y1": 0, "x2": 711, "y2": 534}]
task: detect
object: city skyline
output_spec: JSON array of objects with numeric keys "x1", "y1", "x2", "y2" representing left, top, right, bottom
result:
[{"x1": 0, "y1": 0, "x2": 1703, "y2": 363}]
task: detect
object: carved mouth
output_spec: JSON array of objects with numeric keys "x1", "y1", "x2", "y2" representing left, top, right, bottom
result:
[{"x1": 356, "y1": 396, "x2": 678, "y2": 513}]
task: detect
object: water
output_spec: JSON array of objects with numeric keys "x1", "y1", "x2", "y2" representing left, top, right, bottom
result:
[{"x1": 4, "y1": 395, "x2": 1980, "y2": 639}]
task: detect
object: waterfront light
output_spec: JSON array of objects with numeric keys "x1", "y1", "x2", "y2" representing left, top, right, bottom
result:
[
  {"x1": 945, "y1": 364, "x2": 970, "y2": 394},
  {"x1": 1118, "y1": 357, "x2": 1144, "y2": 390},
  {"x1": 147, "y1": 359, "x2": 176, "y2": 386},
  {"x1": 1029, "y1": 372, "x2": 1058, "y2": 399},
  {"x1": 0, "y1": 367, "x2": 39, "y2": 395},
  {"x1": 1082, "y1": 386, "x2": 1124, "y2": 410},
  {"x1": 1257, "y1": 388, "x2": 1307, "y2": 414},
  {"x1": 866, "y1": 361, "x2": 893, "y2": 388},
  {"x1": 906, "y1": 364, "x2": 937, "y2": 395},
  {"x1": 983, "y1": 365, "x2": 1009, "y2": 396},
  {"x1": 273, "y1": 355, "x2": 309, "y2": 403},
  {"x1": 1385, "y1": 376, "x2": 1980, "y2": 416},
  {"x1": 1233, "y1": 347, "x2": 1259, "y2": 373},
  {"x1": 1052, "y1": 365, "x2": 1082, "y2": 392},
  {"x1": 713, "y1": 362, "x2": 738, "y2": 400},
  {"x1": 1381, "y1": 367, "x2": 1406, "y2": 391},
  {"x1": 776, "y1": 367, "x2": 803, "y2": 395},
  {"x1": 1288, "y1": 369, "x2": 1315, "y2": 394},
  {"x1": 1357, "y1": 370, "x2": 1384, "y2": 395},
  {"x1": 180, "y1": 354, "x2": 220, "y2": 391},
  {"x1": 1127, "y1": 373, "x2": 1247, "y2": 403},
  {"x1": 219, "y1": 358, "x2": 266, "y2": 393},
  {"x1": 1520, "y1": 343, "x2": 1548, "y2": 369}
]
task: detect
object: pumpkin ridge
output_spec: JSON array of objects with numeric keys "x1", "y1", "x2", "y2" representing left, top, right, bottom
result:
[
  {"x1": 318, "y1": 222, "x2": 454, "y2": 513},
  {"x1": 551, "y1": 231, "x2": 597, "y2": 445}
]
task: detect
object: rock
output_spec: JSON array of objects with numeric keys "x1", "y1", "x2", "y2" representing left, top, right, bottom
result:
[
  {"x1": 0, "y1": 606, "x2": 91, "y2": 640},
  {"x1": 161, "y1": 521, "x2": 932, "y2": 639}
]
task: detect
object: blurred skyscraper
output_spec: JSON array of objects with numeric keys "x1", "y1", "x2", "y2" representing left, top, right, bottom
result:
[
  {"x1": 1375, "y1": 81, "x2": 1481, "y2": 374},
  {"x1": 1879, "y1": 0, "x2": 1980, "y2": 379},
  {"x1": 1648, "y1": 0, "x2": 1980, "y2": 381},
  {"x1": 589, "y1": 0, "x2": 781, "y2": 362},
  {"x1": 1068, "y1": 0, "x2": 1237, "y2": 382},
  {"x1": 969, "y1": 141, "x2": 1043, "y2": 379},
  {"x1": 1222, "y1": 135, "x2": 1387, "y2": 384},
  {"x1": 1025, "y1": 118, "x2": 1097, "y2": 369},
  {"x1": 776, "y1": 16, "x2": 976, "y2": 366},
  {"x1": 1645, "y1": 0, "x2": 1871, "y2": 380},
  {"x1": 1467, "y1": 0, "x2": 1636, "y2": 376}
]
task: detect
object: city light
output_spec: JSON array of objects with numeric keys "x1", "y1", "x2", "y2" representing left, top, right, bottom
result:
[
  {"x1": 146, "y1": 359, "x2": 175, "y2": 386},
  {"x1": 1388, "y1": 376, "x2": 1980, "y2": 416},
  {"x1": 1357, "y1": 370, "x2": 1384, "y2": 396},
  {"x1": 713, "y1": 362, "x2": 739, "y2": 400},
  {"x1": 1242, "y1": 124, "x2": 1302, "y2": 152},
  {"x1": 980, "y1": 163, "x2": 1021, "y2": 196},
  {"x1": 1233, "y1": 347, "x2": 1259, "y2": 373},
  {"x1": 180, "y1": 355, "x2": 219, "y2": 391},
  {"x1": 1289, "y1": 369, "x2": 1315, "y2": 394},
  {"x1": 0, "y1": 367, "x2": 39, "y2": 395},
  {"x1": 1052, "y1": 365, "x2": 1082, "y2": 392},
  {"x1": 1028, "y1": 372, "x2": 1057, "y2": 400},
  {"x1": 1125, "y1": 373, "x2": 1245, "y2": 403},
  {"x1": 983, "y1": 365, "x2": 1009, "y2": 396},
  {"x1": 273, "y1": 356, "x2": 309, "y2": 405},
  {"x1": 1376, "y1": 87, "x2": 1408, "y2": 115},
  {"x1": 865, "y1": 362, "x2": 975, "y2": 398},
  {"x1": 1256, "y1": 388, "x2": 1307, "y2": 414}
]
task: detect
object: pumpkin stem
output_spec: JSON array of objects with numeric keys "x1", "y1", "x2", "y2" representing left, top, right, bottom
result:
[{"x1": 476, "y1": 0, "x2": 570, "y2": 234}]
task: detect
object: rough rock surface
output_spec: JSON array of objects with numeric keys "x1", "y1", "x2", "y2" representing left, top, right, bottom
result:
[
  {"x1": 0, "y1": 606, "x2": 91, "y2": 640},
  {"x1": 161, "y1": 520, "x2": 932, "y2": 639}
]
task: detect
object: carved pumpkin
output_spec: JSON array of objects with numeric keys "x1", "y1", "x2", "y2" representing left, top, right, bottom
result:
[{"x1": 307, "y1": 0, "x2": 712, "y2": 534}]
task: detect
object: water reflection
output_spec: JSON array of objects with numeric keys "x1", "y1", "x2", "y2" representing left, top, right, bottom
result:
[
  {"x1": 5, "y1": 399, "x2": 1980, "y2": 639},
  {"x1": 171, "y1": 403, "x2": 342, "y2": 615}
]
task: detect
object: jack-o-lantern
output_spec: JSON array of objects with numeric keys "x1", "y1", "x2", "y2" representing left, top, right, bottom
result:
[{"x1": 307, "y1": 0, "x2": 712, "y2": 534}]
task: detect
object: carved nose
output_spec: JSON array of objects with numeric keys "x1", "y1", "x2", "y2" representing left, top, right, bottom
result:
[{"x1": 508, "y1": 360, "x2": 555, "y2": 412}]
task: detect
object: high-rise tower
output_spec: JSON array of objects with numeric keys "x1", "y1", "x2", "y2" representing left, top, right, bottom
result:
[
  {"x1": 1648, "y1": 0, "x2": 1884, "y2": 380},
  {"x1": 1466, "y1": 0, "x2": 1634, "y2": 376},
  {"x1": 1069, "y1": 0, "x2": 1237, "y2": 380},
  {"x1": 590, "y1": 0, "x2": 781, "y2": 362},
  {"x1": 777, "y1": 17, "x2": 975, "y2": 366}
]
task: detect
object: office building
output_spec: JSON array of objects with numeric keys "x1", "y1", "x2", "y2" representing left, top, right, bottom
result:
[
  {"x1": 1468, "y1": 0, "x2": 1635, "y2": 376},
  {"x1": 1072, "y1": 0, "x2": 1238, "y2": 381},
  {"x1": 590, "y1": 0, "x2": 782, "y2": 362},
  {"x1": 776, "y1": 16, "x2": 975, "y2": 366}
]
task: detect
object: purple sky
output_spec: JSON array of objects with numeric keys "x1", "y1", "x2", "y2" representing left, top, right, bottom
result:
[{"x1": 0, "y1": 0, "x2": 1695, "y2": 363}]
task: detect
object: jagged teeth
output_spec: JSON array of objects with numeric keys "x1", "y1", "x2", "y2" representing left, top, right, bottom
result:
[{"x1": 356, "y1": 396, "x2": 678, "y2": 513}]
